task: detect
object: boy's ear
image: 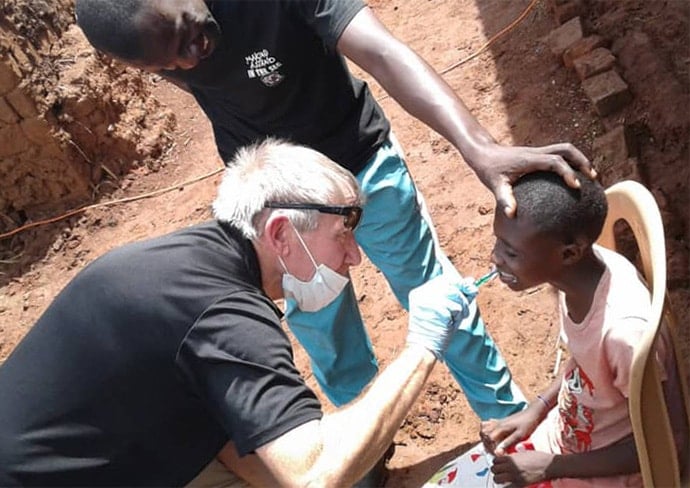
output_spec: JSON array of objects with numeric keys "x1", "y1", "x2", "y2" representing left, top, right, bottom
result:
[{"x1": 561, "y1": 236, "x2": 589, "y2": 265}]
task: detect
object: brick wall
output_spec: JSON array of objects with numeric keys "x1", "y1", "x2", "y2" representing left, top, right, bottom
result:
[{"x1": 0, "y1": 0, "x2": 174, "y2": 233}]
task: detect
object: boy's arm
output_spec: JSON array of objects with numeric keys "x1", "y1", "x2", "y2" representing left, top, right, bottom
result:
[
  {"x1": 482, "y1": 360, "x2": 568, "y2": 455},
  {"x1": 492, "y1": 434, "x2": 639, "y2": 485},
  {"x1": 549, "y1": 434, "x2": 639, "y2": 478},
  {"x1": 532, "y1": 369, "x2": 562, "y2": 411}
]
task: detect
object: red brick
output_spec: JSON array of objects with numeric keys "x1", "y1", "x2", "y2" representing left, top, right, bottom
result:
[
  {"x1": 563, "y1": 35, "x2": 606, "y2": 69},
  {"x1": 573, "y1": 48, "x2": 617, "y2": 80},
  {"x1": 21, "y1": 117, "x2": 53, "y2": 146},
  {"x1": 667, "y1": 239, "x2": 689, "y2": 288},
  {"x1": 5, "y1": 87, "x2": 38, "y2": 119},
  {"x1": 0, "y1": 96, "x2": 19, "y2": 124},
  {"x1": 0, "y1": 124, "x2": 31, "y2": 158},
  {"x1": 592, "y1": 126, "x2": 632, "y2": 173},
  {"x1": 553, "y1": 0, "x2": 585, "y2": 25},
  {"x1": 545, "y1": 17, "x2": 584, "y2": 58},
  {"x1": 0, "y1": 60, "x2": 21, "y2": 95},
  {"x1": 598, "y1": 157, "x2": 642, "y2": 183},
  {"x1": 582, "y1": 70, "x2": 632, "y2": 116}
]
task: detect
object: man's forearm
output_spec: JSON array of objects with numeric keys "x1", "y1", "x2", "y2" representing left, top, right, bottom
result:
[
  {"x1": 316, "y1": 345, "x2": 437, "y2": 485},
  {"x1": 258, "y1": 345, "x2": 437, "y2": 487},
  {"x1": 365, "y1": 42, "x2": 493, "y2": 163},
  {"x1": 259, "y1": 273, "x2": 470, "y2": 486}
]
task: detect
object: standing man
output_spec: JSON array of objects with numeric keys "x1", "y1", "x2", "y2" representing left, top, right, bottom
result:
[
  {"x1": 0, "y1": 139, "x2": 475, "y2": 486},
  {"x1": 74, "y1": 0, "x2": 594, "y2": 416}
]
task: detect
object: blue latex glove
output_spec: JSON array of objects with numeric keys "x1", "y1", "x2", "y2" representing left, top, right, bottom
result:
[{"x1": 406, "y1": 274, "x2": 478, "y2": 360}]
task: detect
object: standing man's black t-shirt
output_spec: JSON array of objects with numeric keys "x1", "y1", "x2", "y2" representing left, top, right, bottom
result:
[
  {"x1": 0, "y1": 222, "x2": 322, "y2": 486},
  {"x1": 164, "y1": 0, "x2": 390, "y2": 172}
]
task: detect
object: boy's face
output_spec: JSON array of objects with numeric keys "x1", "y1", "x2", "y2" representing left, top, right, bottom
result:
[{"x1": 491, "y1": 210, "x2": 566, "y2": 291}]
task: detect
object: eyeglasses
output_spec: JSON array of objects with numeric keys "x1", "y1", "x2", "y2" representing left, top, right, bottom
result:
[{"x1": 264, "y1": 202, "x2": 363, "y2": 231}]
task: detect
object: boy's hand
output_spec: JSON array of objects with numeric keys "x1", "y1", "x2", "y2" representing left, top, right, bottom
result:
[
  {"x1": 406, "y1": 274, "x2": 477, "y2": 360},
  {"x1": 491, "y1": 451, "x2": 555, "y2": 486},
  {"x1": 480, "y1": 404, "x2": 543, "y2": 455}
]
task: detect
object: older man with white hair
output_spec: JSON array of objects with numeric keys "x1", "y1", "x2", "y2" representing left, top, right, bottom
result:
[{"x1": 0, "y1": 139, "x2": 477, "y2": 487}]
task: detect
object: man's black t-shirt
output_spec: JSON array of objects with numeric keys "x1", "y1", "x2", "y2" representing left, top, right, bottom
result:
[
  {"x1": 0, "y1": 222, "x2": 322, "y2": 486},
  {"x1": 164, "y1": 0, "x2": 390, "y2": 173}
]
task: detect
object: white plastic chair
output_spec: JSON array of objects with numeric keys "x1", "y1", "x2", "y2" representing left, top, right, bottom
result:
[{"x1": 596, "y1": 180, "x2": 690, "y2": 487}]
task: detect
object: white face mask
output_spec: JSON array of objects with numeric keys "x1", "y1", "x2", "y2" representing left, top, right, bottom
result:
[{"x1": 279, "y1": 225, "x2": 349, "y2": 312}]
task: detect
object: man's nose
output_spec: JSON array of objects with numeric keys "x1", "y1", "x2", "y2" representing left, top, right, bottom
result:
[{"x1": 345, "y1": 233, "x2": 362, "y2": 266}]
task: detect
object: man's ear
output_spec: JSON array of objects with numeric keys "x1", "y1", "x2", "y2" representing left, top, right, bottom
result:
[
  {"x1": 263, "y1": 214, "x2": 291, "y2": 256},
  {"x1": 561, "y1": 236, "x2": 589, "y2": 265}
]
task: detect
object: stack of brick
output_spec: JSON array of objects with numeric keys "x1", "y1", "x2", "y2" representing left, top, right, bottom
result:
[
  {"x1": 0, "y1": 0, "x2": 87, "y2": 230},
  {"x1": 543, "y1": 2, "x2": 637, "y2": 183},
  {"x1": 0, "y1": 1, "x2": 174, "y2": 235}
]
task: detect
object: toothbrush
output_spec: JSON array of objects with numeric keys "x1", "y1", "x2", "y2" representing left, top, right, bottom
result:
[{"x1": 474, "y1": 268, "x2": 498, "y2": 288}]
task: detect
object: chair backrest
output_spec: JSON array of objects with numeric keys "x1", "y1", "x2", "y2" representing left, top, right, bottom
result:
[{"x1": 597, "y1": 180, "x2": 690, "y2": 487}]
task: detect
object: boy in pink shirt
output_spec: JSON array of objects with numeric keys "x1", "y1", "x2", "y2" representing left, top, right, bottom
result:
[{"x1": 480, "y1": 172, "x2": 688, "y2": 487}]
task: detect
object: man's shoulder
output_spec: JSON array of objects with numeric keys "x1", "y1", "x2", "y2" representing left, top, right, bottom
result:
[
  {"x1": 84, "y1": 221, "x2": 254, "y2": 289},
  {"x1": 98, "y1": 221, "x2": 220, "y2": 259},
  {"x1": 211, "y1": 0, "x2": 366, "y2": 44}
]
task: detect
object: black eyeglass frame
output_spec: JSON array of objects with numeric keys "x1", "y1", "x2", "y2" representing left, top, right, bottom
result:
[{"x1": 264, "y1": 202, "x2": 363, "y2": 231}]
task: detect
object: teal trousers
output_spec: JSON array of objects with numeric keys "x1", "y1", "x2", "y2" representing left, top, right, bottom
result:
[{"x1": 285, "y1": 136, "x2": 526, "y2": 419}]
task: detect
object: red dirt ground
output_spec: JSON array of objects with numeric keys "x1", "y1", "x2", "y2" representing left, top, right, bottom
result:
[{"x1": 0, "y1": 1, "x2": 687, "y2": 486}]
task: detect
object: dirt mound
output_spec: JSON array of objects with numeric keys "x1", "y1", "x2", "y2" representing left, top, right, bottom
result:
[
  {"x1": 0, "y1": 1, "x2": 687, "y2": 486},
  {"x1": 585, "y1": 0, "x2": 689, "y2": 289},
  {"x1": 0, "y1": 0, "x2": 175, "y2": 238}
]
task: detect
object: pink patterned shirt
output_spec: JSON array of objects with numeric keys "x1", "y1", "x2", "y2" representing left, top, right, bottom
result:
[{"x1": 530, "y1": 245, "x2": 679, "y2": 487}]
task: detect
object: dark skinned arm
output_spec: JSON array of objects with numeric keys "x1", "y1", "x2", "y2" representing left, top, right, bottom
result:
[
  {"x1": 482, "y1": 362, "x2": 565, "y2": 455},
  {"x1": 491, "y1": 434, "x2": 639, "y2": 486},
  {"x1": 337, "y1": 7, "x2": 595, "y2": 217},
  {"x1": 549, "y1": 434, "x2": 639, "y2": 478}
]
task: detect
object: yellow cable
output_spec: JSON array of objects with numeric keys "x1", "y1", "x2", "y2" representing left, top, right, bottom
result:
[
  {"x1": 440, "y1": 0, "x2": 540, "y2": 76},
  {"x1": 0, "y1": 167, "x2": 224, "y2": 241},
  {"x1": 376, "y1": 0, "x2": 540, "y2": 101},
  {"x1": 1, "y1": 0, "x2": 540, "y2": 241}
]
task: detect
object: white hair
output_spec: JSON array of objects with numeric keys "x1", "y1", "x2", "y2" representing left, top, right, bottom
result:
[{"x1": 212, "y1": 138, "x2": 363, "y2": 240}]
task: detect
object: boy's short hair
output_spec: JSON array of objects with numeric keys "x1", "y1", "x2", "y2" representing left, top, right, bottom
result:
[{"x1": 513, "y1": 171, "x2": 607, "y2": 244}]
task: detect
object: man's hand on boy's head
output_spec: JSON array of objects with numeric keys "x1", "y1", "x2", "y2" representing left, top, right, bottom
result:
[{"x1": 468, "y1": 141, "x2": 596, "y2": 218}]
